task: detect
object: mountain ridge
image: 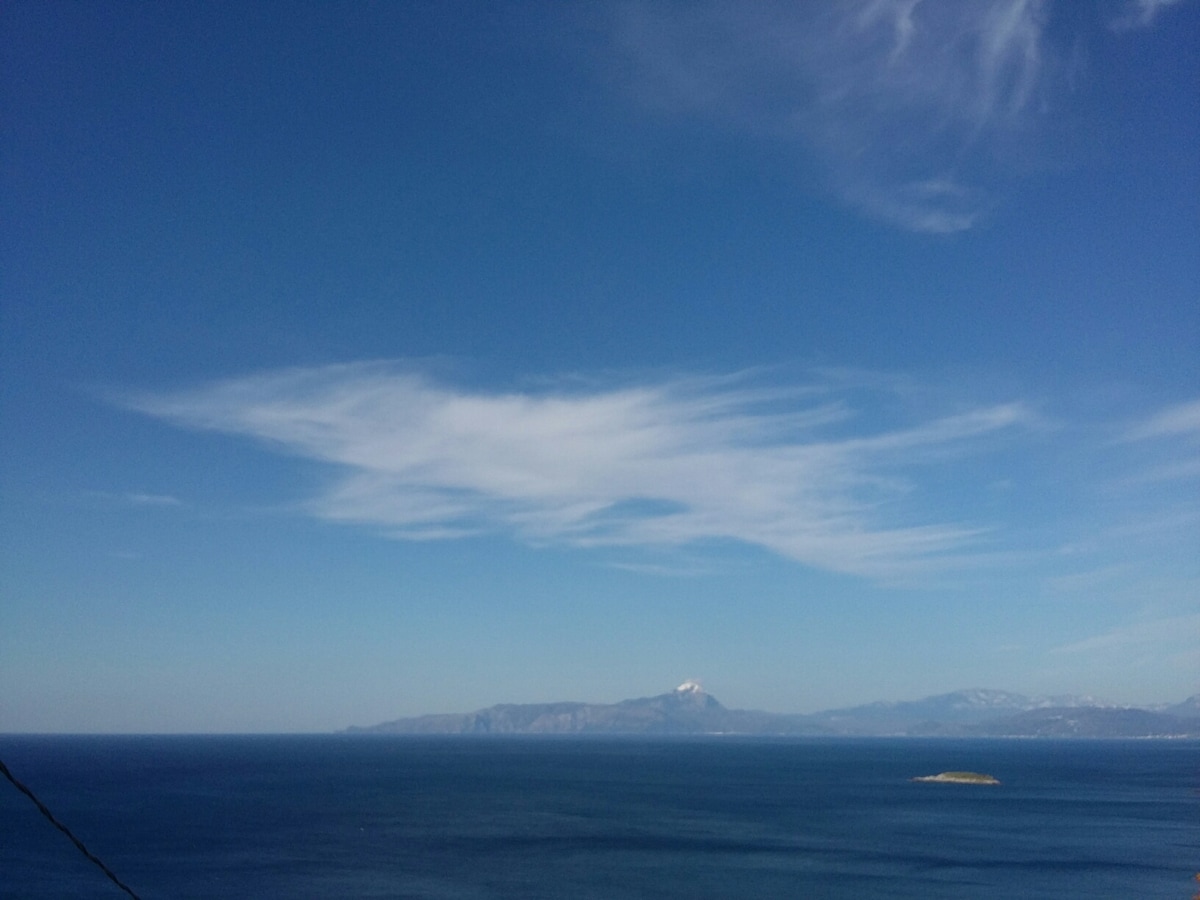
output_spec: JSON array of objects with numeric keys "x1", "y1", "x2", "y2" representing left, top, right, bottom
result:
[{"x1": 346, "y1": 684, "x2": 1200, "y2": 738}]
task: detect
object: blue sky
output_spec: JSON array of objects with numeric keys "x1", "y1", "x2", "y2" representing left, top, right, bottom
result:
[{"x1": 2, "y1": 0, "x2": 1197, "y2": 733}]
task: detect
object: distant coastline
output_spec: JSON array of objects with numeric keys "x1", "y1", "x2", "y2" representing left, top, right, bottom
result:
[{"x1": 346, "y1": 684, "x2": 1200, "y2": 739}]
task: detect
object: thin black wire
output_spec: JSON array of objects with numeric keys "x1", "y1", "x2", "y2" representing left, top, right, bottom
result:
[{"x1": 0, "y1": 756, "x2": 143, "y2": 899}]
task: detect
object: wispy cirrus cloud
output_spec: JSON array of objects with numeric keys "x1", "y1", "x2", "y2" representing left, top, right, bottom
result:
[
  {"x1": 603, "y1": 0, "x2": 1182, "y2": 232},
  {"x1": 608, "y1": 0, "x2": 1055, "y2": 231},
  {"x1": 1119, "y1": 397, "x2": 1200, "y2": 482},
  {"x1": 1052, "y1": 611, "x2": 1200, "y2": 656},
  {"x1": 1110, "y1": 0, "x2": 1190, "y2": 30},
  {"x1": 87, "y1": 490, "x2": 185, "y2": 508},
  {"x1": 1125, "y1": 398, "x2": 1200, "y2": 441},
  {"x1": 125, "y1": 491, "x2": 185, "y2": 507},
  {"x1": 122, "y1": 363, "x2": 1032, "y2": 581}
]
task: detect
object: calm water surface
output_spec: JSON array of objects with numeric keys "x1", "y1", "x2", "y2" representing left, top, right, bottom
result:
[{"x1": 1, "y1": 736, "x2": 1196, "y2": 898}]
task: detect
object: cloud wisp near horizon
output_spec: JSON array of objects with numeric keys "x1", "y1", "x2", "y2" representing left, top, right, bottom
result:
[{"x1": 116, "y1": 362, "x2": 1174, "y2": 586}]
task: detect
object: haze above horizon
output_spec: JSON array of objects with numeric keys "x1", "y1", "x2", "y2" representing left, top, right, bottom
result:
[{"x1": 2, "y1": 0, "x2": 1197, "y2": 733}]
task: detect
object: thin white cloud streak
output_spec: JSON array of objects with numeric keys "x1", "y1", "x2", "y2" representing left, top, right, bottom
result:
[
  {"x1": 1125, "y1": 398, "x2": 1200, "y2": 441},
  {"x1": 125, "y1": 363, "x2": 1032, "y2": 580},
  {"x1": 1111, "y1": 0, "x2": 1189, "y2": 30},
  {"x1": 86, "y1": 490, "x2": 185, "y2": 508},
  {"x1": 1117, "y1": 398, "x2": 1200, "y2": 483},
  {"x1": 125, "y1": 492, "x2": 184, "y2": 507},
  {"x1": 608, "y1": 0, "x2": 1056, "y2": 232},
  {"x1": 1052, "y1": 612, "x2": 1200, "y2": 656}
]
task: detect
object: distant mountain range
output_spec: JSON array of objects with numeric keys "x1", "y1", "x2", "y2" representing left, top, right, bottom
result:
[{"x1": 346, "y1": 682, "x2": 1200, "y2": 738}]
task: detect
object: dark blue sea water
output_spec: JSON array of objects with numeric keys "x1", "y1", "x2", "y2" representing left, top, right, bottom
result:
[{"x1": 1, "y1": 736, "x2": 1196, "y2": 899}]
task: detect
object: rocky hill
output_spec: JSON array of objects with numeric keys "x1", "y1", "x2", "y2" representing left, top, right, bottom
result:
[
  {"x1": 345, "y1": 685, "x2": 1200, "y2": 738},
  {"x1": 347, "y1": 681, "x2": 818, "y2": 736}
]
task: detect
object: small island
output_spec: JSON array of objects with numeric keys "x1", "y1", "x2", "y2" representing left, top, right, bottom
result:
[{"x1": 911, "y1": 771, "x2": 1000, "y2": 785}]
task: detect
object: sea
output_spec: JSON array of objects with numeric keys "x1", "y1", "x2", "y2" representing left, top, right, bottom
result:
[{"x1": 1, "y1": 735, "x2": 1196, "y2": 899}]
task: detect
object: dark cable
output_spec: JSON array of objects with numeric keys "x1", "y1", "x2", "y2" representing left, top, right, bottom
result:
[{"x1": 0, "y1": 756, "x2": 143, "y2": 899}]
